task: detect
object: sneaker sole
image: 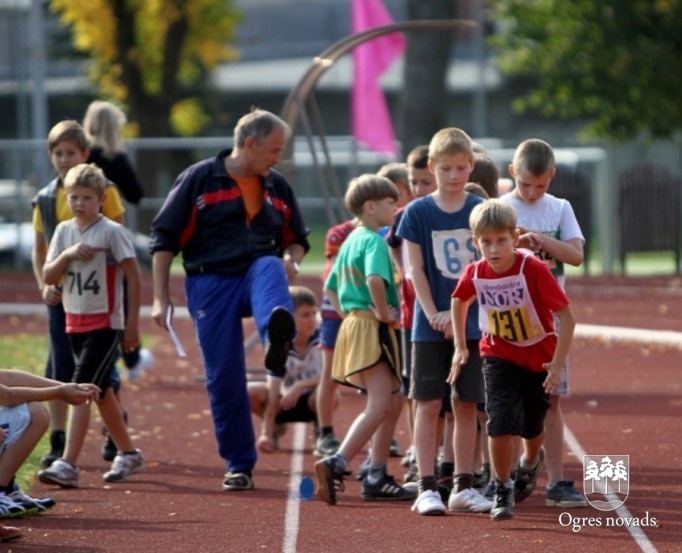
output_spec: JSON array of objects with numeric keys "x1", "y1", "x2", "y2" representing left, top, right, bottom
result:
[
  {"x1": 362, "y1": 493, "x2": 416, "y2": 502},
  {"x1": 264, "y1": 308, "x2": 296, "y2": 376},
  {"x1": 546, "y1": 498, "x2": 587, "y2": 508},
  {"x1": 515, "y1": 447, "x2": 545, "y2": 503},
  {"x1": 37, "y1": 473, "x2": 79, "y2": 489},
  {"x1": 314, "y1": 461, "x2": 336, "y2": 505},
  {"x1": 491, "y1": 509, "x2": 515, "y2": 520},
  {"x1": 103, "y1": 461, "x2": 146, "y2": 483}
]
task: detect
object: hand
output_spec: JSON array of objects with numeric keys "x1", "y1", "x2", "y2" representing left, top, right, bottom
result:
[
  {"x1": 448, "y1": 348, "x2": 469, "y2": 385},
  {"x1": 429, "y1": 311, "x2": 452, "y2": 336},
  {"x1": 542, "y1": 362, "x2": 562, "y2": 394},
  {"x1": 282, "y1": 258, "x2": 299, "y2": 282},
  {"x1": 42, "y1": 284, "x2": 63, "y2": 306},
  {"x1": 280, "y1": 386, "x2": 302, "y2": 411},
  {"x1": 65, "y1": 242, "x2": 95, "y2": 261},
  {"x1": 257, "y1": 434, "x2": 275, "y2": 453},
  {"x1": 122, "y1": 327, "x2": 140, "y2": 354},
  {"x1": 60, "y1": 382, "x2": 100, "y2": 405},
  {"x1": 369, "y1": 304, "x2": 397, "y2": 324},
  {"x1": 151, "y1": 299, "x2": 170, "y2": 330}
]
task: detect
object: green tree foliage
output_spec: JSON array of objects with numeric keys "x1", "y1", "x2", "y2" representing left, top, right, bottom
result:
[
  {"x1": 491, "y1": 0, "x2": 682, "y2": 140},
  {"x1": 49, "y1": 0, "x2": 240, "y2": 137}
]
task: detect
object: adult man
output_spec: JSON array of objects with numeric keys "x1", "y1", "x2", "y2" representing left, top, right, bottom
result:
[{"x1": 149, "y1": 109, "x2": 309, "y2": 491}]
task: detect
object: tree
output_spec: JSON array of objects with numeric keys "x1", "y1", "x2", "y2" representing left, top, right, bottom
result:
[
  {"x1": 49, "y1": 0, "x2": 240, "y2": 138},
  {"x1": 398, "y1": 0, "x2": 456, "y2": 156},
  {"x1": 490, "y1": 0, "x2": 682, "y2": 141}
]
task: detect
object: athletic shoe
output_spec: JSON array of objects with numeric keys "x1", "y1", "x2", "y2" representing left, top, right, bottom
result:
[
  {"x1": 401, "y1": 445, "x2": 414, "y2": 467},
  {"x1": 473, "y1": 462, "x2": 490, "y2": 489},
  {"x1": 127, "y1": 348, "x2": 154, "y2": 382},
  {"x1": 313, "y1": 433, "x2": 341, "y2": 457},
  {"x1": 411, "y1": 490, "x2": 446, "y2": 516},
  {"x1": 361, "y1": 474, "x2": 417, "y2": 501},
  {"x1": 0, "y1": 495, "x2": 26, "y2": 519},
  {"x1": 514, "y1": 446, "x2": 545, "y2": 503},
  {"x1": 403, "y1": 462, "x2": 419, "y2": 484},
  {"x1": 546, "y1": 480, "x2": 587, "y2": 508},
  {"x1": 448, "y1": 487, "x2": 493, "y2": 512},
  {"x1": 0, "y1": 523, "x2": 21, "y2": 542},
  {"x1": 389, "y1": 438, "x2": 403, "y2": 458},
  {"x1": 264, "y1": 307, "x2": 296, "y2": 377},
  {"x1": 314, "y1": 457, "x2": 351, "y2": 505},
  {"x1": 223, "y1": 471, "x2": 254, "y2": 491},
  {"x1": 8, "y1": 486, "x2": 55, "y2": 514},
  {"x1": 491, "y1": 481, "x2": 515, "y2": 520},
  {"x1": 38, "y1": 458, "x2": 80, "y2": 488},
  {"x1": 103, "y1": 450, "x2": 145, "y2": 483},
  {"x1": 40, "y1": 429, "x2": 65, "y2": 468}
]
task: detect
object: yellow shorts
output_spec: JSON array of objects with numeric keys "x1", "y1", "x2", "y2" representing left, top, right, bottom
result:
[{"x1": 332, "y1": 310, "x2": 401, "y2": 392}]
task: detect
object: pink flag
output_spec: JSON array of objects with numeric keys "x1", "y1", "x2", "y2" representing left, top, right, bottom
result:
[{"x1": 352, "y1": 0, "x2": 406, "y2": 155}]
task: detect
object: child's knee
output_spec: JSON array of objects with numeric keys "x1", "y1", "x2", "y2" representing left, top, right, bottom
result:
[{"x1": 28, "y1": 402, "x2": 50, "y2": 431}]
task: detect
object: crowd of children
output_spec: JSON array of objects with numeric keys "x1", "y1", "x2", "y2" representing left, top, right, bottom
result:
[{"x1": 3, "y1": 107, "x2": 587, "y2": 543}]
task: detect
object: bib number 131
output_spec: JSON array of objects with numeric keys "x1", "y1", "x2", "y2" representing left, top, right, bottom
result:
[
  {"x1": 487, "y1": 308, "x2": 534, "y2": 342},
  {"x1": 67, "y1": 270, "x2": 101, "y2": 296}
]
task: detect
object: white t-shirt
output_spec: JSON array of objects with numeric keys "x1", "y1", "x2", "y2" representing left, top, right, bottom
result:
[{"x1": 46, "y1": 215, "x2": 136, "y2": 332}]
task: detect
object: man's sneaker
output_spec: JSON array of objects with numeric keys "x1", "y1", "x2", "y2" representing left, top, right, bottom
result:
[
  {"x1": 0, "y1": 522, "x2": 21, "y2": 542},
  {"x1": 389, "y1": 438, "x2": 403, "y2": 458},
  {"x1": 314, "y1": 457, "x2": 351, "y2": 505},
  {"x1": 403, "y1": 462, "x2": 419, "y2": 484},
  {"x1": 514, "y1": 446, "x2": 545, "y2": 503},
  {"x1": 546, "y1": 480, "x2": 587, "y2": 508},
  {"x1": 491, "y1": 481, "x2": 515, "y2": 520},
  {"x1": 127, "y1": 348, "x2": 154, "y2": 382},
  {"x1": 38, "y1": 458, "x2": 80, "y2": 488},
  {"x1": 0, "y1": 495, "x2": 26, "y2": 519},
  {"x1": 313, "y1": 433, "x2": 341, "y2": 457},
  {"x1": 411, "y1": 490, "x2": 446, "y2": 516},
  {"x1": 361, "y1": 474, "x2": 417, "y2": 501},
  {"x1": 40, "y1": 429, "x2": 65, "y2": 468},
  {"x1": 223, "y1": 471, "x2": 254, "y2": 491},
  {"x1": 8, "y1": 486, "x2": 55, "y2": 514},
  {"x1": 103, "y1": 450, "x2": 145, "y2": 483},
  {"x1": 264, "y1": 307, "x2": 296, "y2": 377},
  {"x1": 448, "y1": 487, "x2": 493, "y2": 512}
]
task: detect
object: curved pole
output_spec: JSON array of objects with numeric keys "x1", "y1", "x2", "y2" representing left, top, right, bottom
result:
[{"x1": 279, "y1": 19, "x2": 476, "y2": 172}]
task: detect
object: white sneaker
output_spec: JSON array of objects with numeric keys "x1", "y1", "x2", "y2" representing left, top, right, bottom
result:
[
  {"x1": 411, "y1": 490, "x2": 446, "y2": 516},
  {"x1": 448, "y1": 487, "x2": 493, "y2": 512},
  {"x1": 37, "y1": 458, "x2": 80, "y2": 488},
  {"x1": 127, "y1": 348, "x2": 154, "y2": 382},
  {"x1": 103, "y1": 450, "x2": 146, "y2": 482}
]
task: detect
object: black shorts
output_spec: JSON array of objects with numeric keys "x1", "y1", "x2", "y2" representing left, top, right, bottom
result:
[
  {"x1": 483, "y1": 356, "x2": 550, "y2": 439},
  {"x1": 69, "y1": 328, "x2": 121, "y2": 398},
  {"x1": 275, "y1": 391, "x2": 317, "y2": 424}
]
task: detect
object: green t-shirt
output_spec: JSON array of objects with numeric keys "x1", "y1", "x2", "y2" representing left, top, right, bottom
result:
[{"x1": 325, "y1": 226, "x2": 399, "y2": 313}]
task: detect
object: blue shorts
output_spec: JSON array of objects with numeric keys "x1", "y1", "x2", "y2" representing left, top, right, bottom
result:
[{"x1": 320, "y1": 316, "x2": 343, "y2": 349}]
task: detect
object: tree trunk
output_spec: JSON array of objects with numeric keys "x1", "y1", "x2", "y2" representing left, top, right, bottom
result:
[{"x1": 398, "y1": 0, "x2": 457, "y2": 157}]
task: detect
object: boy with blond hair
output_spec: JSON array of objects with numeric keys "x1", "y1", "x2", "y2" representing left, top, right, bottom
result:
[
  {"x1": 315, "y1": 174, "x2": 413, "y2": 505},
  {"x1": 451, "y1": 199, "x2": 575, "y2": 520},
  {"x1": 37, "y1": 163, "x2": 145, "y2": 487},
  {"x1": 397, "y1": 128, "x2": 491, "y2": 516}
]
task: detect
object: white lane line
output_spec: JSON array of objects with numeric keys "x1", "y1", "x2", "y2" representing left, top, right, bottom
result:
[
  {"x1": 282, "y1": 423, "x2": 307, "y2": 553},
  {"x1": 564, "y1": 425, "x2": 659, "y2": 553}
]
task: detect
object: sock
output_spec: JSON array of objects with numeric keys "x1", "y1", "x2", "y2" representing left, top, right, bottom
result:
[
  {"x1": 367, "y1": 464, "x2": 386, "y2": 484},
  {"x1": 453, "y1": 473, "x2": 474, "y2": 493},
  {"x1": 520, "y1": 454, "x2": 540, "y2": 470},
  {"x1": 332, "y1": 452, "x2": 348, "y2": 471},
  {"x1": 418, "y1": 476, "x2": 438, "y2": 494},
  {"x1": 0, "y1": 480, "x2": 13, "y2": 494},
  {"x1": 439, "y1": 462, "x2": 454, "y2": 479},
  {"x1": 319, "y1": 426, "x2": 333, "y2": 439}
]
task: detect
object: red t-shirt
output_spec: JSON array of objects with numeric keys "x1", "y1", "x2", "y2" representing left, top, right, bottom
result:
[{"x1": 452, "y1": 252, "x2": 570, "y2": 372}]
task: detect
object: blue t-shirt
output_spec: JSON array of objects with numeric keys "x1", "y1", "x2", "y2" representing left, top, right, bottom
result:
[{"x1": 397, "y1": 193, "x2": 483, "y2": 342}]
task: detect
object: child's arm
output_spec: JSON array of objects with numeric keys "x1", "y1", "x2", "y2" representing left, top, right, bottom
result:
[
  {"x1": 367, "y1": 274, "x2": 396, "y2": 324},
  {"x1": 448, "y1": 296, "x2": 473, "y2": 384},
  {"x1": 389, "y1": 244, "x2": 404, "y2": 276},
  {"x1": 519, "y1": 230, "x2": 584, "y2": 267},
  {"x1": 258, "y1": 377, "x2": 283, "y2": 453},
  {"x1": 32, "y1": 231, "x2": 62, "y2": 306},
  {"x1": 43, "y1": 243, "x2": 95, "y2": 285},
  {"x1": 280, "y1": 373, "x2": 320, "y2": 411},
  {"x1": 406, "y1": 240, "x2": 452, "y2": 337},
  {"x1": 542, "y1": 304, "x2": 576, "y2": 393},
  {"x1": 120, "y1": 256, "x2": 142, "y2": 353},
  {"x1": 0, "y1": 370, "x2": 99, "y2": 406}
]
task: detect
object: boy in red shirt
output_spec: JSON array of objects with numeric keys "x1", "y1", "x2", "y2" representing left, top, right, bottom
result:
[{"x1": 450, "y1": 199, "x2": 575, "y2": 520}]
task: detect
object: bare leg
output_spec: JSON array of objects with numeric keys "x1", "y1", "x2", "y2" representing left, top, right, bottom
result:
[{"x1": 0, "y1": 403, "x2": 49, "y2": 485}]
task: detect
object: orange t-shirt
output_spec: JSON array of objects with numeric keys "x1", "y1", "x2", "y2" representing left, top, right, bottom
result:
[{"x1": 233, "y1": 175, "x2": 262, "y2": 222}]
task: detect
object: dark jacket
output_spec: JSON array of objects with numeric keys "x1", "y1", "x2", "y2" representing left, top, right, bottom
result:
[{"x1": 149, "y1": 150, "x2": 310, "y2": 276}]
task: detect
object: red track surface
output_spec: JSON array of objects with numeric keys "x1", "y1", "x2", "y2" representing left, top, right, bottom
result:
[{"x1": 0, "y1": 274, "x2": 680, "y2": 552}]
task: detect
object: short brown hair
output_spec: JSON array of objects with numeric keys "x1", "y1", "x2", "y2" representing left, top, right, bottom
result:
[
  {"x1": 47, "y1": 120, "x2": 88, "y2": 153},
  {"x1": 512, "y1": 138, "x2": 555, "y2": 176},
  {"x1": 470, "y1": 153, "x2": 500, "y2": 198},
  {"x1": 64, "y1": 163, "x2": 106, "y2": 197},
  {"x1": 344, "y1": 174, "x2": 399, "y2": 216},
  {"x1": 428, "y1": 128, "x2": 474, "y2": 165},
  {"x1": 289, "y1": 285, "x2": 318, "y2": 310},
  {"x1": 469, "y1": 199, "x2": 517, "y2": 237},
  {"x1": 406, "y1": 145, "x2": 429, "y2": 170}
]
